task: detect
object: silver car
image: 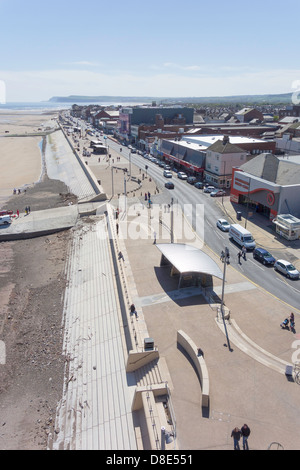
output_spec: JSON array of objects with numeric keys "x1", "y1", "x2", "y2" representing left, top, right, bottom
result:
[
  {"x1": 274, "y1": 259, "x2": 300, "y2": 279},
  {"x1": 217, "y1": 218, "x2": 230, "y2": 232}
]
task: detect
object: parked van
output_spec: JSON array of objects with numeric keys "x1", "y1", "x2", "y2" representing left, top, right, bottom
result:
[
  {"x1": 0, "y1": 215, "x2": 12, "y2": 226},
  {"x1": 229, "y1": 224, "x2": 256, "y2": 250}
]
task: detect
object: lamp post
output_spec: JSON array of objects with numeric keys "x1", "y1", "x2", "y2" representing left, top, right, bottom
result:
[{"x1": 221, "y1": 247, "x2": 230, "y2": 316}]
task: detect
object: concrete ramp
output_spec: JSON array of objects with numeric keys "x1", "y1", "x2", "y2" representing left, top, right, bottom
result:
[{"x1": 0, "y1": 205, "x2": 79, "y2": 241}]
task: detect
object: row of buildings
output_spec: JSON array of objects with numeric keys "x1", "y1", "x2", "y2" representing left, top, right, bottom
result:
[{"x1": 69, "y1": 103, "x2": 300, "y2": 224}]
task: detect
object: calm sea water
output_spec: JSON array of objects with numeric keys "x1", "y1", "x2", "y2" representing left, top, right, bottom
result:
[
  {"x1": 0, "y1": 100, "x2": 149, "y2": 112},
  {"x1": 0, "y1": 101, "x2": 72, "y2": 113}
]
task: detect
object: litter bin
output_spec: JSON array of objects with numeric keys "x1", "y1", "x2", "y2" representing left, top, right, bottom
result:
[{"x1": 237, "y1": 211, "x2": 242, "y2": 221}]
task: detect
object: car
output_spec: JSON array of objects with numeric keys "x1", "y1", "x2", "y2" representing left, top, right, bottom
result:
[
  {"x1": 0, "y1": 215, "x2": 12, "y2": 225},
  {"x1": 130, "y1": 148, "x2": 137, "y2": 153},
  {"x1": 187, "y1": 176, "x2": 196, "y2": 185},
  {"x1": 203, "y1": 186, "x2": 215, "y2": 193},
  {"x1": 274, "y1": 259, "x2": 300, "y2": 279},
  {"x1": 194, "y1": 182, "x2": 204, "y2": 189},
  {"x1": 158, "y1": 161, "x2": 165, "y2": 167},
  {"x1": 164, "y1": 164, "x2": 171, "y2": 170},
  {"x1": 253, "y1": 248, "x2": 276, "y2": 266},
  {"x1": 165, "y1": 182, "x2": 174, "y2": 189},
  {"x1": 217, "y1": 218, "x2": 231, "y2": 232},
  {"x1": 0, "y1": 210, "x2": 13, "y2": 216},
  {"x1": 177, "y1": 172, "x2": 187, "y2": 180},
  {"x1": 210, "y1": 190, "x2": 226, "y2": 197},
  {"x1": 163, "y1": 170, "x2": 172, "y2": 178}
]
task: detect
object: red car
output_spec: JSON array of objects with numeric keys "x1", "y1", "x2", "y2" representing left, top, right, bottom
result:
[{"x1": 0, "y1": 210, "x2": 13, "y2": 216}]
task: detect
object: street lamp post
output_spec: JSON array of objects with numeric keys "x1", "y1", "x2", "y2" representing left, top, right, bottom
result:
[{"x1": 221, "y1": 247, "x2": 230, "y2": 316}]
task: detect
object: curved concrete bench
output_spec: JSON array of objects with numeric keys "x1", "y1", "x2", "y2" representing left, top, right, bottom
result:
[{"x1": 177, "y1": 330, "x2": 210, "y2": 408}]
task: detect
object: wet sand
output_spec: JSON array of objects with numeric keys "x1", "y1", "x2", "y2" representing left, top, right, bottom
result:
[{"x1": 0, "y1": 112, "x2": 59, "y2": 207}]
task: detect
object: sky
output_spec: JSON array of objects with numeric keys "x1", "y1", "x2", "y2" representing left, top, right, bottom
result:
[{"x1": 0, "y1": 0, "x2": 300, "y2": 102}]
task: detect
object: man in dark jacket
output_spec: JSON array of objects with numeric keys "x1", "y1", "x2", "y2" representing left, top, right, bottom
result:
[
  {"x1": 241, "y1": 424, "x2": 251, "y2": 450},
  {"x1": 231, "y1": 427, "x2": 242, "y2": 450}
]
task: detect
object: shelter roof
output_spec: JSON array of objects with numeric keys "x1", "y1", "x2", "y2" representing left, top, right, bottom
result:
[{"x1": 156, "y1": 243, "x2": 223, "y2": 280}]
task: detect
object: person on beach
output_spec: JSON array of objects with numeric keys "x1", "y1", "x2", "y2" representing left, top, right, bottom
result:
[
  {"x1": 231, "y1": 427, "x2": 242, "y2": 450},
  {"x1": 240, "y1": 424, "x2": 251, "y2": 450}
]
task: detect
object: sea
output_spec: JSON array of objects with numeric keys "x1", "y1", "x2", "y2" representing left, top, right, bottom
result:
[
  {"x1": 0, "y1": 101, "x2": 72, "y2": 113},
  {"x1": 0, "y1": 100, "x2": 148, "y2": 113}
]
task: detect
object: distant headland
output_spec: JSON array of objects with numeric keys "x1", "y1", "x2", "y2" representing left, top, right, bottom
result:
[{"x1": 49, "y1": 93, "x2": 293, "y2": 105}]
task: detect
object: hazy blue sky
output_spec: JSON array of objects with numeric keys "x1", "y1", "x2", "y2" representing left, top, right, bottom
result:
[{"x1": 1, "y1": 0, "x2": 300, "y2": 101}]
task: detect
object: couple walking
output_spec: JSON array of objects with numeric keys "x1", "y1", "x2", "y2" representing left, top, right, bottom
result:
[{"x1": 231, "y1": 424, "x2": 251, "y2": 450}]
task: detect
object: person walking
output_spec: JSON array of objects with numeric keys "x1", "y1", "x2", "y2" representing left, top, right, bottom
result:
[
  {"x1": 238, "y1": 251, "x2": 242, "y2": 264},
  {"x1": 231, "y1": 427, "x2": 242, "y2": 450},
  {"x1": 240, "y1": 424, "x2": 251, "y2": 450},
  {"x1": 242, "y1": 246, "x2": 247, "y2": 260},
  {"x1": 130, "y1": 303, "x2": 138, "y2": 319}
]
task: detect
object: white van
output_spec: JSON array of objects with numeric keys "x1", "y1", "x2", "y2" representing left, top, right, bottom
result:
[
  {"x1": 229, "y1": 224, "x2": 256, "y2": 250},
  {"x1": 0, "y1": 215, "x2": 12, "y2": 226}
]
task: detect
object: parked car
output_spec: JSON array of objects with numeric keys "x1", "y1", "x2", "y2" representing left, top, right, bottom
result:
[
  {"x1": 217, "y1": 218, "x2": 231, "y2": 232},
  {"x1": 0, "y1": 215, "x2": 12, "y2": 225},
  {"x1": 163, "y1": 170, "x2": 172, "y2": 178},
  {"x1": 253, "y1": 248, "x2": 276, "y2": 266},
  {"x1": 164, "y1": 164, "x2": 171, "y2": 170},
  {"x1": 274, "y1": 260, "x2": 300, "y2": 279},
  {"x1": 194, "y1": 182, "x2": 204, "y2": 189},
  {"x1": 0, "y1": 210, "x2": 13, "y2": 216},
  {"x1": 187, "y1": 176, "x2": 196, "y2": 185},
  {"x1": 177, "y1": 172, "x2": 187, "y2": 180},
  {"x1": 203, "y1": 186, "x2": 215, "y2": 193},
  {"x1": 210, "y1": 190, "x2": 226, "y2": 197},
  {"x1": 165, "y1": 182, "x2": 174, "y2": 189}
]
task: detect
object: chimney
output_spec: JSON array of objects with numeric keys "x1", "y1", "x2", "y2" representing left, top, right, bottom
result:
[{"x1": 223, "y1": 135, "x2": 230, "y2": 145}]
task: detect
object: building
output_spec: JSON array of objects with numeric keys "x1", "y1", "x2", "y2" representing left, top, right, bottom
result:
[
  {"x1": 230, "y1": 153, "x2": 300, "y2": 220},
  {"x1": 117, "y1": 107, "x2": 194, "y2": 143},
  {"x1": 279, "y1": 104, "x2": 300, "y2": 120},
  {"x1": 234, "y1": 108, "x2": 264, "y2": 123},
  {"x1": 205, "y1": 136, "x2": 248, "y2": 188},
  {"x1": 160, "y1": 134, "x2": 276, "y2": 186}
]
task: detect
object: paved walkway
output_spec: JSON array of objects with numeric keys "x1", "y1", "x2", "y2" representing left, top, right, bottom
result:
[{"x1": 52, "y1": 220, "x2": 137, "y2": 450}]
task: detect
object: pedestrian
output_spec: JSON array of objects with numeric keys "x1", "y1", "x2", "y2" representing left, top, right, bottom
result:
[
  {"x1": 231, "y1": 427, "x2": 242, "y2": 450},
  {"x1": 290, "y1": 312, "x2": 295, "y2": 331},
  {"x1": 240, "y1": 424, "x2": 251, "y2": 450},
  {"x1": 130, "y1": 303, "x2": 138, "y2": 319},
  {"x1": 242, "y1": 246, "x2": 247, "y2": 260},
  {"x1": 25, "y1": 206, "x2": 28, "y2": 215},
  {"x1": 16, "y1": 209, "x2": 19, "y2": 218},
  {"x1": 116, "y1": 223, "x2": 119, "y2": 235},
  {"x1": 238, "y1": 251, "x2": 242, "y2": 264},
  {"x1": 220, "y1": 250, "x2": 225, "y2": 262}
]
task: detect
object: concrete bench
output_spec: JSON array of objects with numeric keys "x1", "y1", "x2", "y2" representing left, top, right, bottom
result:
[{"x1": 177, "y1": 330, "x2": 210, "y2": 409}]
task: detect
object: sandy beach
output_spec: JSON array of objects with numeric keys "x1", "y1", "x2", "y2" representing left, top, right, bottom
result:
[{"x1": 0, "y1": 112, "x2": 59, "y2": 207}]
